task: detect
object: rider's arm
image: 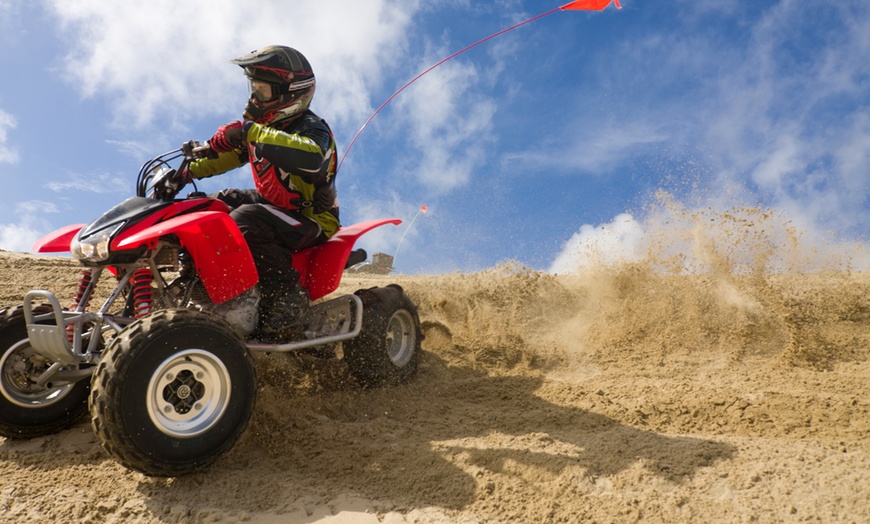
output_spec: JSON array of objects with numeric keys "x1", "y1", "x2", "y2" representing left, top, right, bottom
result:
[
  {"x1": 243, "y1": 119, "x2": 332, "y2": 183},
  {"x1": 188, "y1": 150, "x2": 247, "y2": 179}
]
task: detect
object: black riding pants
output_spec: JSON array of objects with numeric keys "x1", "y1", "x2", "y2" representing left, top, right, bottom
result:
[{"x1": 211, "y1": 189, "x2": 324, "y2": 290}]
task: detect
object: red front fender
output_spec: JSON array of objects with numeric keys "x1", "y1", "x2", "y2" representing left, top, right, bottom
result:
[
  {"x1": 116, "y1": 211, "x2": 258, "y2": 304},
  {"x1": 32, "y1": 224, "x2": 85, "y2": 253}
]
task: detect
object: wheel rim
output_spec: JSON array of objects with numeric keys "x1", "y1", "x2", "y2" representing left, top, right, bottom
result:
[
  {"x1": 0, "y1": 339, "x2": 75, "y2": 408},
  {"x1": 146, "y1": 349, "x2": 231, "y2": 438},
  {"x1": 385, "y1": 309, "x2": 416, "y2": 367}
]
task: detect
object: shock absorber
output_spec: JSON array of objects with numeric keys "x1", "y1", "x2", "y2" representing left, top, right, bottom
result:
[
  {"x1": 131, "y1": 267, "x2": 154, "y2": 319},
  {"x1": 70, "y1": 269, "x2": 94, "y2": 311},
  {"x1": 68, "y1": 269, "x2": 94, "y2": 344}
]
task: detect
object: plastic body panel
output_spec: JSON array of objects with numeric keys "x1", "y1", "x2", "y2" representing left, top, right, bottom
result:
[
  {"x1": 117, "y1": 211, "x2": 257, "y2": 304},
  {"x1": 32, "y1": 224, "x2": 85, "y2": 253},
  {"x1": 294, "y1": 219, "x2": 401, "y2": 301}
]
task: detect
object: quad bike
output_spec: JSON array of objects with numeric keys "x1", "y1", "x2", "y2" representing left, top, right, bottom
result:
[{"x1": 0, "y1": 141, "x2": 422, "y2": 476}]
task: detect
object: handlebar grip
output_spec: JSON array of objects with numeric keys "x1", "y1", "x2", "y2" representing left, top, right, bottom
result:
[{"x1": 192, "y1": 145, "x2": 212, "y2": 157}]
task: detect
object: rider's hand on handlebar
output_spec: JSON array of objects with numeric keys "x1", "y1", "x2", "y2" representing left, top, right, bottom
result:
[
  {"x1": 182, "y1": 140, "x2": 215, "y2": 160},
  {"x1": 174, "y1": 166, "x2": 193, "y2": 185},
  {"x1": 208, "y1": 120, "x2": 246, "y2": 153},
  {"x1": 194, "y1": 146, "x2": 219, "y2": 160}
]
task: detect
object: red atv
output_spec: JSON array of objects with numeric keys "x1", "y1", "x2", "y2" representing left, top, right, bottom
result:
[{"x1": 0, "y1": 141, "x2": 422, "y2": 476}]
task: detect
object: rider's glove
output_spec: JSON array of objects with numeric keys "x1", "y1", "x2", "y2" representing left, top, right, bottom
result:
[
  {"x1": 208, "y1": 120, "x2": 246, "y2": 153},
  {"x1": 174, "y1": 166, "x2": 193, "y2": 185}
]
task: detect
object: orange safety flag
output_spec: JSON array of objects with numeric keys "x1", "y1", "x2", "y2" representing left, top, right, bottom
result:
[
  {"x1": 561, "y1": 0, "x2": 621, "y2": 10},
  {"x1": 421, "y1": 204, "x2": 428, "y2": 214}
]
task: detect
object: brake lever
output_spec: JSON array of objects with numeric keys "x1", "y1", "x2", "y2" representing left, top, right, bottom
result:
[{"x1": 182, "y1": 140, "x2": 216, "y2": 160}]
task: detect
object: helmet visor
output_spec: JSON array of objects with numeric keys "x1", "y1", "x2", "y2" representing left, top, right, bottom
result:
[{"x1": 249, "y1": 79, "x2": 282, "y2": 103}]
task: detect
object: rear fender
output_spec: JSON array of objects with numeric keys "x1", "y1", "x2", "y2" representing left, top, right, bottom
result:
[
  {"x1": 116, "y1": 211, "x2": 258, "y2": 304},
  {"x1": 295, "y1": 218, "x2": 401, "y2": 301},
  {"x1": 32, "y1": 224, "x2": 85, "y2": 253}
]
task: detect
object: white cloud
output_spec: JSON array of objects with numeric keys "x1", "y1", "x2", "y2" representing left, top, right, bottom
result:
[
  {"x1": 389, "y1": 43, "x2": 499, "y2": 193},
  {"x1": 44, "y1": 170, "x2": 129, "y2": 195},
  {"x1": 697, "y1": 2, "x2": 870, "y2": 237},
  {"x1": 0, "y1": 200, "x2": 59, "y2": 252},
  {"x1": 45, "y1": 0, "x2": 420, "y2": 130},
  {"x1": 549, "y1": 213, "x2": 643, "y2": 273},
  {"x1": 833, "y1": 113, "x2": 870, "y2": 197},
  {"x1": 0, "y1": 1, "x2": 13, "y2": 35},
  {"x1": 749, "y1": 132, "x2": 802, "y2": 193},
  {"x1": 550, "y1": 195, "x2": 870, "y2": 275},
  {"x1": 0, "y1": 223, "x2": 42, "y2": 252},
  {"x1": 507, "y1": 121, "x2": 666, "y2": 175},
  {"x1": 105, "y1": 139, "x2": 160, "y2": 164},
  {"x1": 0, "y1": 108, "x2": 19, "y2": 164}
]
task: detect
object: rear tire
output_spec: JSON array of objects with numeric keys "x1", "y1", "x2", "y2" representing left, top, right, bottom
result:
[
  {"x1": 0, "y1": 305, "x2": 90, "y2": 439},
  {"x1": 344, "y1": 285, "x2": 422, "y2": 387},
  {"x1": 90, "y1": 309, "x2": 257, "y2": 476}
]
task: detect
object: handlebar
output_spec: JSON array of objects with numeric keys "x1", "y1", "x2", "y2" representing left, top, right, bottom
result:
[
  {"x1": 182, "y1": 140, "x2": 214, "y2": 160},
  {"x1": 135, "y1": 140, "x2": 213, "y2": 200}
]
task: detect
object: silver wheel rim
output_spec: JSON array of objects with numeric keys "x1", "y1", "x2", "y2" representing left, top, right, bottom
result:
[
  {"x1": 0, "y1": 339, "x2": 75, "y2": 408},
  {"x1": 146, "y1": 349, "x2": 231, "y2": 438},
  {"x1": 386, "y1": 309, "x2": 416, "y2": 368}
]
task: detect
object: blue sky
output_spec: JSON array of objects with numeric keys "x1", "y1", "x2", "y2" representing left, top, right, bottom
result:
[{"x1": 0, "y1": 0, "x2": 867, "y2": 274}]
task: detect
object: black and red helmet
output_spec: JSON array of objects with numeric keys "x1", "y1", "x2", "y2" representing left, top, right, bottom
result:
[{"x1": 230, "y1": 45, "x2": 316, "y2": 125}]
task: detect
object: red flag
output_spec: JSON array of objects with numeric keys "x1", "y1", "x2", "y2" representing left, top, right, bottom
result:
[
  {"x1": 421, "y1": 204, "x2": 428, "y2": 214},
  {"x1": 561, "y1": 0, "x2": 621, "y2": 10}
]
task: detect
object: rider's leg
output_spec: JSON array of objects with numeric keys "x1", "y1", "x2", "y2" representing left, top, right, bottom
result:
[
  {"x1": 229, "y1": 203, "x2": 325, "y2": 332},
  {"x1": 209, "y1": 188, "x2": 260, "y2": 209}
]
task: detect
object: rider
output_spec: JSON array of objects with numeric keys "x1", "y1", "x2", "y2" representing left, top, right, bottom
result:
[{"x1": 185, "y1": 45, "x2": 340, "y2": 333}]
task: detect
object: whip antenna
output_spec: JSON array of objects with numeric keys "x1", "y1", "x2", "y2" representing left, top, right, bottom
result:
[{"x1": 337, "y1": 0, "x2": 621, "y2": 171}]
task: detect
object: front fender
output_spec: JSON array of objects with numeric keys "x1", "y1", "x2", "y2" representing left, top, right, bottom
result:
[
  {"x1": 32, "y1": 224, "x2": 85, "y2": 253},
  {"x1": 116, "y1": 211, "x2": 258, "y2": 304}
]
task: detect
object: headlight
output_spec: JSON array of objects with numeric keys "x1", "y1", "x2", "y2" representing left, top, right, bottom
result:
[{"x1": 71, "y1": 224, "x2": 121, "y2": 263}]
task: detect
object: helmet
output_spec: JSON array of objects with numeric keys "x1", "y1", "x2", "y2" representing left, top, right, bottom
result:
[{"x1": 230, "y1": 45, "x2": 316, "y2": 125}]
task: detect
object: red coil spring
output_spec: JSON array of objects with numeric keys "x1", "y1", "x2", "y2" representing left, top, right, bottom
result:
[
  {"x1": 68, "y1": 270, "x2": 93, "y2": 344},
  {"x1": 70, "y1": 269, "x2": 93, "y2": 310},
  {"x1": 131, "y1": 267, "x2": 154, "y2": 319}
]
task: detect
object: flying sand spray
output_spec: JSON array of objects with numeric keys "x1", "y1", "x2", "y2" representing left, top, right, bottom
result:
[{"x1": 337, "y1": 1, "x2": 622, "y2": 271}]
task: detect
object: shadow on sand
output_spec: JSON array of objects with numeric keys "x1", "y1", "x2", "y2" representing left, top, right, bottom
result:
[
  {"x1": 136, "y1": 347, "x2": 736, "y2": 519},
  {"x1": 0, "y1": 343, "x2": 736, "y2": 521}
]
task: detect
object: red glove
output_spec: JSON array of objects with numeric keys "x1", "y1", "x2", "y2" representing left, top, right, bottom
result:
[{"x1": 208, "y1": 121, "x2": 246, "y2": 153}]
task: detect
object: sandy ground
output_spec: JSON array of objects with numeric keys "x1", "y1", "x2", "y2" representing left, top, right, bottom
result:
[{"x1": 0, "y1": 246, "x2": 868, "y2": 523}]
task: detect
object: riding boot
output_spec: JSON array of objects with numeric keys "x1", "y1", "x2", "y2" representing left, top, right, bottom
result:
[{"x1": 258, "y1": 280, "x2": 310, "y2": 334}]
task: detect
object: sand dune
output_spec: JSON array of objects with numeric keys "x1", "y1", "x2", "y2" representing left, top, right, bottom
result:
[{"x1": 0, "y1": 209, "x2": 868, "y2": 523}]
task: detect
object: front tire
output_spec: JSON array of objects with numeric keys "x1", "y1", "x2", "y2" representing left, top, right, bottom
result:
[
  {"x1": 0, "y1": 305, "x2": 90, "y2": 439},
  {"x1": 344, "y1": 285, "x2": 422, "y2": 387},
  {"x1": 90, "y1": 309, "x2": 257, "y2": 477}
]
